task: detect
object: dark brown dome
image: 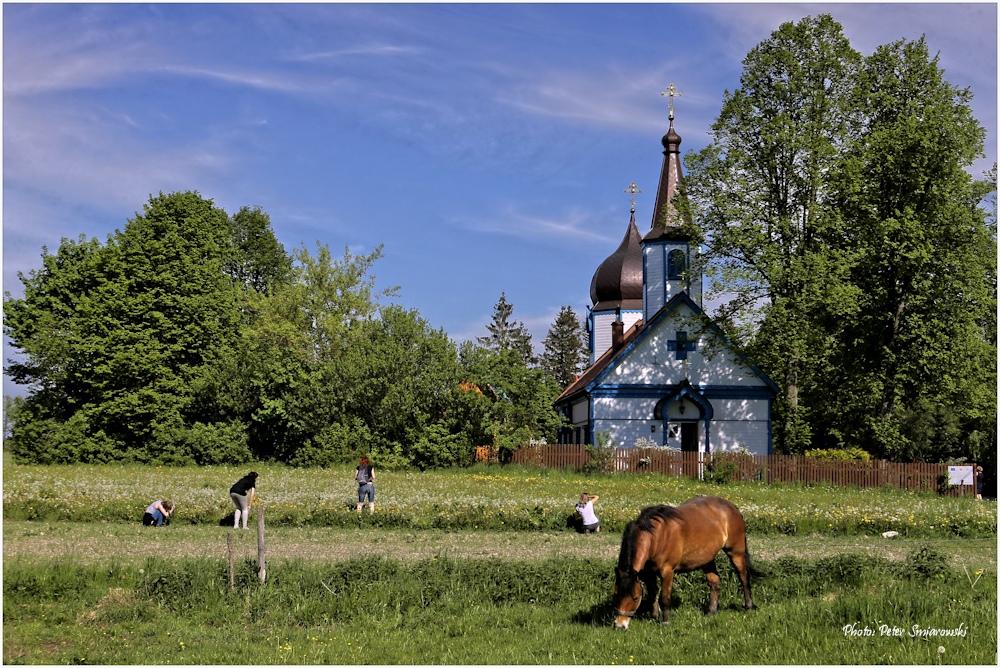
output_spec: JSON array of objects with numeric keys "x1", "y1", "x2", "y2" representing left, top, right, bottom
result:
[{"x1": 590, "y1": 211, "x2": 644, "y2": 311}]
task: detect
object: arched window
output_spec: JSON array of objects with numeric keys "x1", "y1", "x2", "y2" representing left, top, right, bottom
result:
[{"x1": 667, "y1": 249, "x2": 686, "y2": 280}]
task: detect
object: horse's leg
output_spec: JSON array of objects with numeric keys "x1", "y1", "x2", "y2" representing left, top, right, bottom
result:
[
  {"x1": 657, "y1": 567, "x2": 675, "y2": 626},
  {"x1": 725, "y1": 548, "x2": 756, "y2": 611},
  {"x1": 640, "y1": 569, "x2": 660, "y2": 619},
  {"x1": 702, "y1": 559, "x2": 721, "y2": 615}
]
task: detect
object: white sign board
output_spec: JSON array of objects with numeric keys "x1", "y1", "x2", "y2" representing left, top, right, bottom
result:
[{"x1": 948, "y1": 465, "x2": 974, "y2": 486}]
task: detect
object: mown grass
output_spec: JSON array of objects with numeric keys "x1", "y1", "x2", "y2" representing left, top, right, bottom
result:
[
  {"x1": 4, "y1": 551, "x2": 995, "y2": 664},
  {"x1": 4, "y1": 463, "x2": 995, "y2": 537}
]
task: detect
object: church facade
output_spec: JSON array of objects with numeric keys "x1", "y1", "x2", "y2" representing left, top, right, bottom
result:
[{"x1": 555, "y1": 100, "x2": 778, "y2": 455}]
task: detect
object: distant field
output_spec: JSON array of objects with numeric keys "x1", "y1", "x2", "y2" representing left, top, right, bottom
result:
[{"x1": 4, "y1": 463, "x2": 995, "y2": 537}]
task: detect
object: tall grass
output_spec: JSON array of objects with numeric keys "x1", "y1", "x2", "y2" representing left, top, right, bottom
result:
[
  {"x1": 4, "y1": 551, "x2": 995, "y2": 664},
  {"x1": 4, "y1": 463, "x2": 994, "y2": 537}
]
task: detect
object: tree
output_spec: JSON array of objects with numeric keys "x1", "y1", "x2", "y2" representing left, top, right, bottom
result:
[
  {"x1": 683, "y1": 15, "x2": 996, "y2": 461},
  {"x1": 4, "y1": 192, "x2": 254, "y2": 463},
  {"x1": 226, "y1": 205, "x2": 293, "y2": 294},
  {"x1": 540, "y1": 306, "x2": 588, "y2": 389},
  {"x1": 821, "y1": 37, "x2": 995, "y2": 460},
  {"x1": 681, "y1": 14, "x2": 863, "y2": 452},
  {"x1": 477, "y1": 292, "x2": 535, "y2": 366}
]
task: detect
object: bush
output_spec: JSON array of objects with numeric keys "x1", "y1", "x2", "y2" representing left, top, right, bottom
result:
[
  {"x1": 582, "y1": 432, "x2": 615, "y2": 474},
  {"x1": 805, "y1": 447, "x2": 872, "y2": 461}
]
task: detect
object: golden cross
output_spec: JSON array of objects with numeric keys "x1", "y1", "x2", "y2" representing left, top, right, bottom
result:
[
  {"x1": 661, "y1": 83, "x2": 682, "y2": 119},
  {"x1": 624, "y1": 182, "x2": 642, "y2": 213}
]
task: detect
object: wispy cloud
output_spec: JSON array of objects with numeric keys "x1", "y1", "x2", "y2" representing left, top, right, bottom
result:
[{"x1": 453, "y1": 204, "x2": 619, "y2": 245}]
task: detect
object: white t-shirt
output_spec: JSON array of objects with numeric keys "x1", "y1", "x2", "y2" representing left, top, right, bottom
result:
[{"x1": 576, "y1": 500, "x2": 599, "y2": 525}]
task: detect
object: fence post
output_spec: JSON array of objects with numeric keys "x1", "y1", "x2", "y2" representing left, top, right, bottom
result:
[
  {"x1": 227, "y1": 532, "x2": 235, "y2": 592},
  {"x1": 256, "y1": 504, "x2": 266, "y2": 584}
]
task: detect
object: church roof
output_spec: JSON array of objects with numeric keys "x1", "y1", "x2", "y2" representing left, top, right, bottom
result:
[
  {"x1": 589, "y1": 209, "x2": 644, "y2": 312},
  {"x1": 555, "y1": 292, "x2": 779, "y2": 406},
  {"x1": 643, "y1": 115, "x2": 691, "y2": 242}
]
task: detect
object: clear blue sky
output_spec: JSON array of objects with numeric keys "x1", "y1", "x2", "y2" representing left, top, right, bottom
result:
[{"x1": 4, "y1": 3, "x2": 997, "y2": 397}]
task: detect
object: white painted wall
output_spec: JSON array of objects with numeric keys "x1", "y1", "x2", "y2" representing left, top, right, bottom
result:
[{"x1": 591, "y1": 310, "x2": 642, "y2": 364}]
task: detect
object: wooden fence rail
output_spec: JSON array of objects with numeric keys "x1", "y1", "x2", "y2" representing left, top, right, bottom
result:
[{"x1": 481, "y1": 445, "x2": 973, "y2": 495}]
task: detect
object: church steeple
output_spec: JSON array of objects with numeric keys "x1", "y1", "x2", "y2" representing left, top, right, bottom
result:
[
  {"x1": 641, "y1": 84, "x2": 701, "y2": 320},
  {"x1": 644, "y1": 83, "x2": 689, "y2": 241}
]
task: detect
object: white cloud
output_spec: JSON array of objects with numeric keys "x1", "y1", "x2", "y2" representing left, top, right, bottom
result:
[{"x1": 453, "y1": 203, "x2": 620, "y2": 245}]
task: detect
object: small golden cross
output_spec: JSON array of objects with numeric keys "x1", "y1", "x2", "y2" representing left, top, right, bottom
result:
[
  {"x1": 624, "y1": 182, "x2": 642, "y2": 213},
  {"x1": 661, "y1": 83, "x2": 682, "y2": 119}
]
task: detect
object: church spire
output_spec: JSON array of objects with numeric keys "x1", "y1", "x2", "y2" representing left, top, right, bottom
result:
[
  {"x1": 641, "y1": 84, "x2": 701, "y2": 318},
  {"x1": 644, "y1": 84, "x2": 688, "y2": 241}
]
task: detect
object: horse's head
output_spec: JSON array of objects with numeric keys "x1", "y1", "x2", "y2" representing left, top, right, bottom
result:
[{"x1": 612, "y1": 566, "x2": 642, "y2": 630}]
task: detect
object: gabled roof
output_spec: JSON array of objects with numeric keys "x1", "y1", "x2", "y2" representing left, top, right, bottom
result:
[{"x1": 555, "y1": 291, "x2": 779, "y2": 406}]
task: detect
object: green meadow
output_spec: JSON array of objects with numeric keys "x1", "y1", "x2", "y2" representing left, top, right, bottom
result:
[{"x1": 3, "y1": 464, "x2": 996, "y2": 664}]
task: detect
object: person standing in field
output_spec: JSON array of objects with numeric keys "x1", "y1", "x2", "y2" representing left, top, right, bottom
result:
[
  {"x1": 355, "y1": 457, "x2": 375, "y2": 514},
  {"x1": 975, "y1": 466, "x2": 984, "y2": 500},
  {"x1": 575, "y1": 492, "x2": 600, "y2": 533},
  {"x1": 230, "y1": 471, "x2": 257, "y2": 529},
  {"x1": 142, "y1": 500, "x2": 174, "y2": 526}
]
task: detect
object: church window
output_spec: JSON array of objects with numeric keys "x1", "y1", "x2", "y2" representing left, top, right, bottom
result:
[{"x1": 667, "y1": 249, "x2": 686, "y2": 279}]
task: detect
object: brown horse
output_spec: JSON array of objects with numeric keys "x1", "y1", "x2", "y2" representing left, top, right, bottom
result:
[{"x1": 612, "y1": 496, "x2": 758, "y2": 629}]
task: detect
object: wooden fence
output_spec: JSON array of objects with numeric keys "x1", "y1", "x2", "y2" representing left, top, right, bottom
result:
[{"x1": 477, "y1": 444, "x2": 973, "y2": 495}]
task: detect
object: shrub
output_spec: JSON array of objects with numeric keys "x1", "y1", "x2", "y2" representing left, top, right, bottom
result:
[
  {"x1": 582, "y1": 431, "x2": 615, "y2": 474},
  {"x1": 805, "y1": 447, "x2": 872, "y2": 461}
]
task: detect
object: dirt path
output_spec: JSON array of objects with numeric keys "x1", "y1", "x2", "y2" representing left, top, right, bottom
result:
[{"x1": 3, "y1": 521, "x2": 995, "y2": 569}]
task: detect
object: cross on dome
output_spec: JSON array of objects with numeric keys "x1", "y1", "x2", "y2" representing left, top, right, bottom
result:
[
  {"x1": 661, "y1": 83, "x2": 682, "y2": 120},
  {"x1": 624, "y1": 182, "x2": 642, "y2": 213}
]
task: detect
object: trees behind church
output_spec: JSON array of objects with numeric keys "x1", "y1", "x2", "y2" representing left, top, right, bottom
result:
[
  {"x1": 682, "y1": 15, "x2": 996, "y2": 463},
  {"x1": 4, "y1": 193, "x2": 562, "y2": 466}
]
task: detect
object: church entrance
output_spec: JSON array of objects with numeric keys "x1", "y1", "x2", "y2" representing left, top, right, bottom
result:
[
  {"x1": 666, "y1": 420, "x2": 700, "y2": 452},
  {"x1": 680, "y1": 421, "x2": 699, "y2": 452}
]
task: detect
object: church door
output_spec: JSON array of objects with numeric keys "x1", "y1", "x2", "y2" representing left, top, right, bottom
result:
[{"x1": 680, "y1": 422, "x2": 699, "y2": 452}]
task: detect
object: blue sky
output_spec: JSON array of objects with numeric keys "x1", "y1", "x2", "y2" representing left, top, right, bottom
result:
[{"x1": 4, "y1": 3, "x2": 997, "y2": 396}]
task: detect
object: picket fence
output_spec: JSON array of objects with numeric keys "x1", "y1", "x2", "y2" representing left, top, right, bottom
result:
[{"x1": 475, "y1": 444, "x2": 973, "y2": 495}]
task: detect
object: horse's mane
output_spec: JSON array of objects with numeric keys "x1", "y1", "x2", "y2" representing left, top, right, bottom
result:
[{"x1": 616, "y1": 505, "x2": 685, "y2": 590}]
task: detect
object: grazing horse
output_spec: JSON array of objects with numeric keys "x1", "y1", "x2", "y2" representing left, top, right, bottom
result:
[{"x1": 612, "y1": 496, "x2": 757, "y2": 629}]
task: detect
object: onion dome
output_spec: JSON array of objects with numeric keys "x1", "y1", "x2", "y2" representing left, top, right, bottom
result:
[{"x1": 590, "y1": 208, "x2": 644, "y2": 312}]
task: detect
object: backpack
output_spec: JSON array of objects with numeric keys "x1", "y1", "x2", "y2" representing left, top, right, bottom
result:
[{"x1": 356, "y1": 465, "x2": 372, "y2": 485}]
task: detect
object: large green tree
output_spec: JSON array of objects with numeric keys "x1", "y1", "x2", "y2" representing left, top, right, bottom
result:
[
  {"x1": 4, "y1": 192, "x2": 249, "y2": 463},
  {"x1": 683, "y1": 15, "x2": 996, "y2": 461},
  {"x1": 822, "y1": 37, "x2": 995, "y2": 461},
  {"x1": 682, "y1": 14, "x2": 862, "y2": 452}
]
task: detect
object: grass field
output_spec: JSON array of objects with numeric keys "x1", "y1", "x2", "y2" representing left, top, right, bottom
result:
[
  {"x1": 4, "y1": 463, "x2": 995, "y2": 537},
  {"x1": 3, "y1": 463, "x2": 997, "y2": 664}
]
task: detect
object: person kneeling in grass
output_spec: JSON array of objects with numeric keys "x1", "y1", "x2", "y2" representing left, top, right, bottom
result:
[
  {"x1": 142, "y1": 500, "x2": 174, "y2": 527},
  {"x1": 575, "y1": 492, "x2": 600, "y2": 533}
]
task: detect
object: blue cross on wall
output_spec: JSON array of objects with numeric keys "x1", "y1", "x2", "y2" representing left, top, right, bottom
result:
[{"x1": 667, "y1": 331, "x2": 697, "y2": 360}]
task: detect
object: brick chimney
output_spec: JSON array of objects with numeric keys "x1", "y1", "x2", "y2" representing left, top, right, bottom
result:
[{"x1": 611, "y1": 319, "x2": 624, "y2": 352}]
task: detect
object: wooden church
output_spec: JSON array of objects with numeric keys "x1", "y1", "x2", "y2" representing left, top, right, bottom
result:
[{"x1": 555, "y1": 91, "x2": 779, "y2": 455}]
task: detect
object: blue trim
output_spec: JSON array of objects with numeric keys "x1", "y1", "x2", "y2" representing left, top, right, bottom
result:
[{"x1": 591, "y1": 384, "x2": 777, "y2": 400}]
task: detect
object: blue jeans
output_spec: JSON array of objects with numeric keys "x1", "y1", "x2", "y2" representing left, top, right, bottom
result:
[{"x1": 358, "y1": 483, "x2": 375, "y2": 503}]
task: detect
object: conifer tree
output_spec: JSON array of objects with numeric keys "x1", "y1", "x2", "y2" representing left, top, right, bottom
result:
[
  {"x1": 541, "y1": 306, "x2": 588, "y2": 389},
  {"x1": 477, "y1": 292, "x2": 535, "y2": 365}
]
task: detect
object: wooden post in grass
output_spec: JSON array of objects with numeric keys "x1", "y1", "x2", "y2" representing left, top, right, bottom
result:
[
  {"x1": 256, "y1": 504, "x2": 266, "y2": 584},
  {"x1": 227, "y1": 532, "x2": 235, "y2": 591}
]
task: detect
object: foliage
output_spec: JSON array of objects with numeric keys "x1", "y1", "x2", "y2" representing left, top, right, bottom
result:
[
  {"x1": 476, "y1": 291, "x2": 535, "y2": 366},
  {"x1": 3, "y1": 192, "x2": 250, "y2": 464},
  {"x1": 582, "y1": 431, "x2": 616, "y2": 475},
  {"x1": 682, "y1": 15, "x2": 996, "y2": 461},
  {"x1": 805, "y1": 447, "x2": 872, "y2": 462},
  {"x1": 540, "y1": 305, "x2": 589, "y2": 389}
]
